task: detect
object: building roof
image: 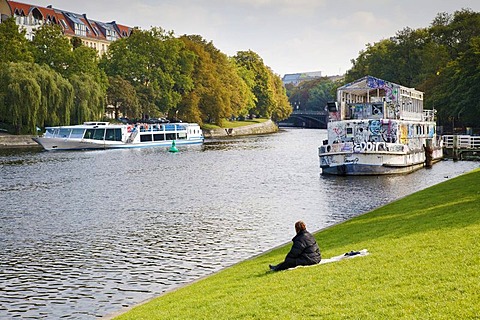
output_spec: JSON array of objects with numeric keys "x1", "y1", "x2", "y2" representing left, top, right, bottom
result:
[{"x1": 5, "y1": 0, "x2": 131, "y2": 42}]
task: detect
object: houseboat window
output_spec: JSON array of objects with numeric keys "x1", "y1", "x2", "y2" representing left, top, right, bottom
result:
[
  {"x1": 93, "y1": 128, "x2": 105, "y2": 140},
  {"x1": 140, "y1": 134, "x2": 152, "y2": 142},
  {"x1": 166, "y1": 133, "x2": 176, "y2": 140},
  {"x1": 177, "y1": 132, "x2": 187, "y2": 139},
  {"x1": 105, "y1": 128, "x2": 122, "y2": 141},
  {"x1": 70, "y1": 128, "x2": 85, "y2": 139},
  {"x1": 153, "y1": 134, "x2": 165, "y2": 141},
  {"x1": 59, "y1": 128, "x2": 71, "y2": 138}
]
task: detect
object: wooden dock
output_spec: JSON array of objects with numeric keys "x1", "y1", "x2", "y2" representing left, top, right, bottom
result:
[{"x1": 442, "y1": 135, "x2": 480, "y2": 160}]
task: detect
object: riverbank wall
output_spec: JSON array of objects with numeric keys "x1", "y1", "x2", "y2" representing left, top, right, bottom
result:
[
  {"x1": 202, "y1": 120, "x2": 278, "y2": 138},
  {"x1": 0, "y1": 134, "x2": 39, "y2": 148}
]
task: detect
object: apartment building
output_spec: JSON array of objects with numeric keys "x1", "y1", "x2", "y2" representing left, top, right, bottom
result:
[{"x1": 0, "y1": 0, "x2": 132, "y2": 55}]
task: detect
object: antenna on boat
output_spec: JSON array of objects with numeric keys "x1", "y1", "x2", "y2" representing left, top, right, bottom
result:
[{"x1": 169, "y1": 140, "x2": 179, "y2": 153}]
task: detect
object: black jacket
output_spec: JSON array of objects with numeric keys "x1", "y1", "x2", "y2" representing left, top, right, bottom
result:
[{"x1": 286, "y1": 230, "x2": 321, "y2": 265}]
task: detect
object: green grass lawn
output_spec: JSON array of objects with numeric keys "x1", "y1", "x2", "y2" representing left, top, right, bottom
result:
[
  {"x1": 201, "y1": 118, "x2": 268, "y2": 130},
  {"x1": 115, "y1": 168, "x2": 480, "y2": 319}
]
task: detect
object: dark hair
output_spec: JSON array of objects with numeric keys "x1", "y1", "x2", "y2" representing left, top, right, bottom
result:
[{"x1": 295, "y1": 220, "x2": 306, "y2": 233}]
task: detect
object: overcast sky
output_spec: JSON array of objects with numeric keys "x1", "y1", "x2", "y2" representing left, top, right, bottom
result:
[{"x1": 32, "y1": 0, "x2": 480, "y2": 77}]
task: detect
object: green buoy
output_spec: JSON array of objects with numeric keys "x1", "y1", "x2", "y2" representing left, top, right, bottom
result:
[{"x1": 169, "y1": 140, "x2": 179, "y2": 153}]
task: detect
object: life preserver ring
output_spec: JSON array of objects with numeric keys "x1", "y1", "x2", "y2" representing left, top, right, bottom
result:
[{"x1": 127, "y1": 125, "x2": 133, "y2": 132}]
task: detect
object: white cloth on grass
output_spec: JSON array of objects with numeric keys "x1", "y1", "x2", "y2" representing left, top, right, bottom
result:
[{"x1": 319, "y1": 249, "x2": 369, "y2": 264}]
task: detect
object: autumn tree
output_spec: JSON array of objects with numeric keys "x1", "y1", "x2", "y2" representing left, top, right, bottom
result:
[
  {"x1": 178, "y1": 35, "x2": 255, "y2": 125},
  {"x1": 234, "y1": 50, "x2": 279, "y2": 118}
]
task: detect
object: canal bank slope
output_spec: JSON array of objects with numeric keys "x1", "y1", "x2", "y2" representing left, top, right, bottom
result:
[
  {"x1": 202, "y1": 119, "x2": 278, "y2": 138},
  {"x1": 112, "y1": 168, "x2": 480, "y2": 319}
]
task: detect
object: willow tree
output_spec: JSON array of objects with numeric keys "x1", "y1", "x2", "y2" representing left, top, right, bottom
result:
[
  {"x1": 69, "y1": 73, "x2": 105, "y2": 124},
  {"x1": 0, "y1": 62, "x2": 74, "y2": 132},
  {"x1": 33, "y1": 64, "x2": 73, "y2": 127},
  {"x1": 0, "y1": 62, "x2": 40, "y2": 134}
]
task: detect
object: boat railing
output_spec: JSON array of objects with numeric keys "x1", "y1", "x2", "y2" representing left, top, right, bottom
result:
[{"x1": 443, "y1": 135, "x2": 480, "y2": 149}]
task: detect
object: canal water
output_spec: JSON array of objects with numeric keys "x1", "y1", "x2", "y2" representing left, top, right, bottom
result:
[{"x1": 0, "y1": 128, "x2": 478, "y2": 319}]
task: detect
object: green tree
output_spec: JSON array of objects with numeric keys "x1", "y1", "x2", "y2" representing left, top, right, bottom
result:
[
  {"x1": 0, "y1": 62, "x2": 40, "y2": 134},
  {"x1": 107, "y1": 75, "x2": 140, "y2": 119},
  {"x1": 33, "y1": 64, "x2": 73, "y2": 127},
  {"x1": 269, "y1": 71, "x2": 292, "y2": 122},
  {"x1": 234, "y1": 50, "x2": 276, "y2": 117},
  {"x1": 100, "y1": 27, "x2": 195, "y2": 118},
  {"x1": 0, "y1": 17, "x2": 33, "y2": 63},
  {"x1": 0, "y1": 62, "x2": 73, "y2": 133},
  {"x1": 69, "y1": 73, "x2": 105, "y2": 124},
  {"x1": 31, "y1": 24, "x2": 72, "y2": 77}
]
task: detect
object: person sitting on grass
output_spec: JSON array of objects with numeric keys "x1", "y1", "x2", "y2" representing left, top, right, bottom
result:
[{"x1": 269, "y1": 220, "x2": 321, "y2": 271}]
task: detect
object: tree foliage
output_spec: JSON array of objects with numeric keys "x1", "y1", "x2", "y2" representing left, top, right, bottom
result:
[
  {"x1": 234, "y1": 50, "x2": 291, "y2": 120},
  {"x1": 0, "y1": 62, "x2": 73, "y2": 133},
  {"x1": 178, "y1": 35, "x2": 255, "y2": 125},
  {"x1": 100, "y1": 27, "x2": 195, "y2": 118},
  {"x1": 0, "y1": 17, "x2": 33, "y2": 63}
]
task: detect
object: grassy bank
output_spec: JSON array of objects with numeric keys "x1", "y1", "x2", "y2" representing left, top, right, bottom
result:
[
  {"x1": 115, "y1": 169, "x2": 480, "y2": 319},
  {"x1": 201, "y1": 118, "x2": 268, "y2": 130}
]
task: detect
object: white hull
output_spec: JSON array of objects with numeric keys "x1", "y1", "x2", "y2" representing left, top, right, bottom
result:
[
  {"x1": 32, "y1": 136, "x2": 203, "y2": 151},
  {"x1": 319, "y1": 144, "x2": 443, "y2": 175}
]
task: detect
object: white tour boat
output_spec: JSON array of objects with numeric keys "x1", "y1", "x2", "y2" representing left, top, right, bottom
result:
[
  {"x1": 318, "y1": 76, "x2": 443, "y2": 175},
  {"x1": 33, "y1": 121, "x2": 204, "y2": 151}
]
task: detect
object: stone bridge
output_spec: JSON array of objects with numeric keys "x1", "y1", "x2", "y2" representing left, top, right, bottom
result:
[{"x1": 278, "y1": 110, "x2": 329, "y2": 129}]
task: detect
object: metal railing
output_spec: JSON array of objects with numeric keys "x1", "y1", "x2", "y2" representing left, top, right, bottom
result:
[{"x1": 443, "y1": 135, "x2": 480, "y2": 149}]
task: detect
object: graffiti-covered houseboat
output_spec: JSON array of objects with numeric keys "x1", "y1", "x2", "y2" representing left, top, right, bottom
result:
[{"x1": 318, "y1": 76, "x2": 443, "y2": 175}]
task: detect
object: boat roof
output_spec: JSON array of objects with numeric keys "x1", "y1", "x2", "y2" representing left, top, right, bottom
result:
[{"x1": 338, "y1": 75, "x2": 421, "y2": 95}]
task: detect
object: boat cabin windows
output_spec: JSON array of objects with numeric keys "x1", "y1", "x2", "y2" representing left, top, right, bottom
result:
[
  {"x1": 177, "y1": 132, "x2": 187, "y2": 139},
  {"x1": 105, "y1": 128, "x2": 122, "y2": 141},
  {"x1": 59, "y1": 128, "x2": 71, "y2": 138},
  {"x1": 153, "y1": 134, "x2": 165, "y2": 141},
  {"x1": 70, "y1": 128, "x2": 85, "y2": 139},
  {"x1": 166, "y1": 133, "x2": 176, "y2": 141},
  {"x1": 140, "y1": 134, "x2": 153, "y2": 142},
  {"x1": 84, "y1": 128, "x2": 106, "y2": 140}
]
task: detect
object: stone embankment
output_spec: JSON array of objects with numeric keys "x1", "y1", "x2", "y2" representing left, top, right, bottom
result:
[
  {"x1": 202, "y1": 119, "x2": 278, "y2": 138},
  {"x1": 0, "y1": 134, "x2": 39, "y2": 148}
]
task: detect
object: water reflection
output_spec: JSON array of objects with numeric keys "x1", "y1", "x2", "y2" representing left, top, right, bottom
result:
[{"x1": 0, "y1": 129, "x2": 478, "y2": 319}]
